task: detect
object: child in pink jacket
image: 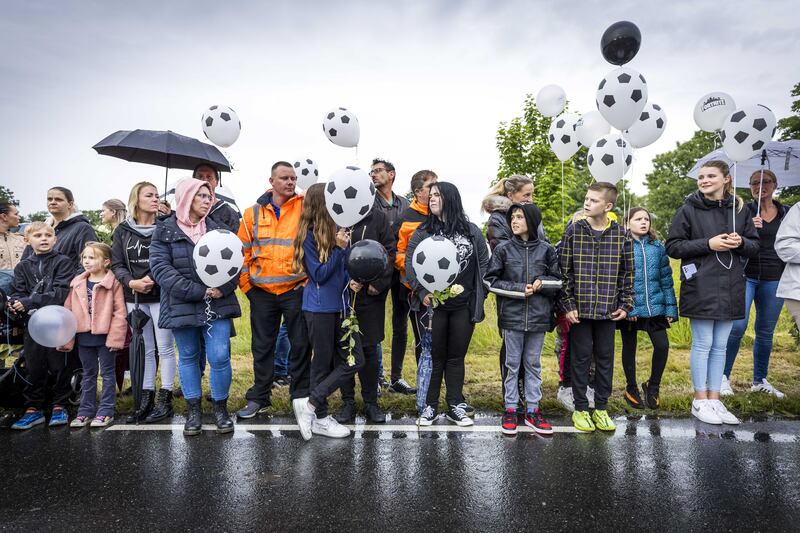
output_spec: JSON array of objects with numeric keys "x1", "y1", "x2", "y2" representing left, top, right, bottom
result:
[{"x1": 61, "y1": 242, "x2": 127, "y2": 428}]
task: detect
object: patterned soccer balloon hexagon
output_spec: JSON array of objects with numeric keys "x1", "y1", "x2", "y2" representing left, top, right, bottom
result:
[
  {"x1": 587, "y1": 133, "x2": 633, "y2": 184},
  {"x1": 411, "y1": 236, "x2": 460, "y2": 294},
  {"x1": 192, "y1": 229, "x2": 244, "y2": 288},
  {"x1": 720, "y1": 104, "x2": 777, "y2": 162},
  {"x1": 201, "y1": 105, "x2": 241, "y2": 148},
  {"x1": 548, "y1": 113, "x2": 582, "y2": 161},
  {"x1": 322, "y1": 107, "x2": 360, "y2": 148},
  {"x1": 595, "y1": 67, "x2": 648, "y2": 131},
  {"x1": 324, "y1": 166, "x2": 375, "y2": 228}
]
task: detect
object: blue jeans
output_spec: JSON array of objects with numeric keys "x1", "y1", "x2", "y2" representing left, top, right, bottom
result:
[
  {"x1": 690, "y1": 319, "x2": 733, "y2": 392},
  {"x1": 274, "y1": 323, "x2": 290, "y2": 377},
  {"x1": 724, "y1": 278, "x2": 784, "y2": 383},
  {"x1": 173, "y1": 319, "x2": 232, "y2": 401}
]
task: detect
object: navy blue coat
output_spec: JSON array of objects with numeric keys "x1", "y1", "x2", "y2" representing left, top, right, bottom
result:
[
  {"x1": 301, "y1": 230, "x2": 349, "y2": 314},
  {"x1": 149, "y1": 215, "x2": 240, "y2": 329}
]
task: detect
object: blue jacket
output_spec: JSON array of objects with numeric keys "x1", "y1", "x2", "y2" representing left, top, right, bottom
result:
[
  {"x1": 301, "y1": 230, "x2": 350, "y2": 314},
  {"x1": 630, "y1": 236, "x2": 678, "y2": 320},
  {"x1": 149, "y1": 214, "x2": 241, "y2": 329}
]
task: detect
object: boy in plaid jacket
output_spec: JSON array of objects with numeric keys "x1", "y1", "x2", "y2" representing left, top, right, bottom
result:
[{"x1": 559, "y1": 182, "x2": 633, "y2": 432}]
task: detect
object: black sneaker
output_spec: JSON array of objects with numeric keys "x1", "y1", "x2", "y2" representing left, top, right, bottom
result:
[
  {"x1": 445, "y1": 404, "x2": 474, "y2": 427},
  {"x1": 378, "y1": 377, "x2": 391, "y2": 390},
  {"x1": 364, "y1": 402, "x2": 386, "y2": 424},
  {"x1": 458, "y1": 402, "x2": 475, "y2": 418},
  {"x1": 624, "y1": 386, "x2": 644, "y2": 409},
  {"x1": 336, "y1": 401, "x2": 356, "y2": 424},
  {"x1": 236, "y1": 400, "x2": 269, "y2": 420},
  {"x1": 272, "y1": 376, "x2": 290, "y2": 388},
  {"x1": 388, "y1": 379, "x2": 417, "y2": 395},
  {"x1": 641, "y1": 381, "x2": 660, "y2": 410},
  {"x1": 418, "y1": 405, "x2": 437, "y2": 426}
]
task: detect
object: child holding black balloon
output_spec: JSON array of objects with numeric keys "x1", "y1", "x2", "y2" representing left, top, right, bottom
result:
[
  {"x1": 8, "y1": 222, "x2": 74, "y2": 430},
  {"x1": 290, "y1": 183, "x2": 365, "y2": 440}
]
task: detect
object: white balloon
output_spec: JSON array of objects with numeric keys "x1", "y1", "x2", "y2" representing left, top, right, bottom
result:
[
  {"x1": 293, "y1": 157, "x2": 320, "y2": 190},
  {"x1": 693, "y1": 92, "x2": 736, "y2": 133},
  {"x1": 721, "y1": 104, "x2": 777, "y2": 162},
  {"x1": 595, "y1": 67, "x2": 648, "y2": 131},
  {"x1": 192, "y1": 229, "x2": 244, "y2": 288},
  {"x1": 323, "y1": 107, "x2": 360, "y2": 148},
  {"x1": 536, "y1": 85, "x2": 567, "y2": 118},
  {"x1": 587, "y1": 134, "x2": 632, "y2": 184},
  {"x1": 28, "y1": 305, "x2": 77, "y2": 348},
  {"x1": 324, "y1": 166, "x2": 375, "y2": 228},
  {"x1": 548, "y1": 113, "x2": 582, "y2": 161},
  {"x1": 411, "y1": 236, "x2": 460, "y2": 294},
  {"x1": 575, "y1": 111, "x2": 611, "y2": 147},
  {"x1": 201, "y1": 105, "x2": 241, "y2": 148},
  {"x1": 624, "y1": 103, "x2": 668, "y2": 149}
]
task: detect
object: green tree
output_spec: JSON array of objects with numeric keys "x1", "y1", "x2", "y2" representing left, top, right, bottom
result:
[
  {"x1": 644, "y1": 131, "x2": 718, "y2": 237},
  {"x1": 25, "y1": 211, "x2": 49, "y2": 222},
  {"x1": 0, "y1": 186, "x2": 17, "y2": 205},
  {"x1": 495, "y1": 95, "x2": 637, "y2": 239},
  {"x1": 776, "y1": 81, "x2": 800, "y2": 206}
]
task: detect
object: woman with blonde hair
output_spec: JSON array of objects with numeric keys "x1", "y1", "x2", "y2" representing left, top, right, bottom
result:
[
  {"x1": 97, "y1": 199, "x2": 127, "y2": 243},
  {"x1": 482, "y1": 175, "x2": 536, "y2": 251}
]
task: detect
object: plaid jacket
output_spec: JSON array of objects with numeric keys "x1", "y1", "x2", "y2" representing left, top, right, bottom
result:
[{"x1": 558, "y1": 219, "x2": 634, "y2": 319}]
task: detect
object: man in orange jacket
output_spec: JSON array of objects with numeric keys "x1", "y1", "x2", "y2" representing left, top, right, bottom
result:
[
  {"x1": 390, "y1": 169, "x2": 437, "y2": 390},
  {"x1": 236, "y1": 161, "x2": 310, "y2": 419}
]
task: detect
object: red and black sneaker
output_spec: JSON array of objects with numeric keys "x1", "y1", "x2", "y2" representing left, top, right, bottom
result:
[
  {"x1": 501, "y1": 408, "x2": 517, "y2": 435},
  {"x1": 525, "y1": 408, "x2": 554, "y2": 435}
]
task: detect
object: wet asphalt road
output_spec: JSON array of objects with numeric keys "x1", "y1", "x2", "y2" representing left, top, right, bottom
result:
[{"x1": 2, "y1": 415, "x2": 800, "y2": 532}]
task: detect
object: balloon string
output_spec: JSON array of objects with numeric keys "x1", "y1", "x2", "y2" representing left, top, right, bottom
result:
[
  {"x1": 756, "y1": 169, "x2": 764, "y2": 217},
  {"x1": 204, "y1": 295, "x2": 218, "y2": 337},
  {"x1": 560, "y1": 161, "x2": 565, "y2": 230},
  {"x1": 732, "y1": 163, "x2": 737, "y2": 233}
]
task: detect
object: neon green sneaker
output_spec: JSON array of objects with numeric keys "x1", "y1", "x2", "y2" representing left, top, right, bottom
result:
[
  {"x1": 591, "y1": 409, "x2": 616, "y2": 431},
  {"x1": 572, "y1": 410, "x2": 595, "y2": 432}
]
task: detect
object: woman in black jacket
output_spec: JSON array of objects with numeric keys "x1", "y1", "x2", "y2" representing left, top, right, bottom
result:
[
  {"x1": 112, "y1": 181, "x2": 177, "y2": 423},
  {"x1": 406, "y1": 182, "x2": 489, "y2": 427},
  {"x1": 41, "y1": 187, "x2": 98, "y2": 271},
  {"x1": 666, "y1": 160, "x2": 758, "y2": 426}
]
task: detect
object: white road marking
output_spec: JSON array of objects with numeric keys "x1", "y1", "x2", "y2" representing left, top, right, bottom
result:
[{"x1": 105, "y1": 423, "x2": 580, "y2": 434}]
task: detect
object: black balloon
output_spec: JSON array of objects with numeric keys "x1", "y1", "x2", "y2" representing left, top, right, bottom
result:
[
  {"x1": 601, "y1": 21, "x2": 641, "y2": 65},
  {"x1": 347, "y1": 239, "x2": 388, "y2": 283}
]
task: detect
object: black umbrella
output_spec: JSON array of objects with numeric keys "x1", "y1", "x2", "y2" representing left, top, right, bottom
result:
[
  {"x1": 93, "y1": 129, "x2": 232, "y2": 192},
  {"x1": 126, "y1": 294, "x2": 150, "y2": 422}
]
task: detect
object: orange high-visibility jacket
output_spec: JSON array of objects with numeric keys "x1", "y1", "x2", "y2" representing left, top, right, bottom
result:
[
  {"x1": 238, "y1": 191, "x2": 306, "y2": 295},
  {"x1": 391, "y1": 199, "x2": 429, "y2": 288}
]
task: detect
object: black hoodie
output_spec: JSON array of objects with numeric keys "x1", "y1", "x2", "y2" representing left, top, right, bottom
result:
[
  {"x1": 10, "y1": 250, "x2": 74, "y2": 312},
  {"x1": 111, "y1": 220, "x2": 161, "y2": 303},
  {"x1": 21, "y1": 214, "x2": 98, "y2": 273},
  {"x1": 666, "y1": 191, "x2": 759, "y2": 320}
]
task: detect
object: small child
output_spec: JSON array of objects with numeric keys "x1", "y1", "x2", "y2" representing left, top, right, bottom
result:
[
  {"x1": 8, "y1": 222, "x2": 74, "y2": 430},
  {"x1": 485, "y1": 203, "x2": 560, "y2": 435},
  {"x1": 62, "y1": 242, "x2": 128, "y2": 428},
  {"x1": 619, "y1": 207, "x2": 678, "y2": 410},
  {"x1": 559, "y1": 182, "x2": 634, "y2": 432}
]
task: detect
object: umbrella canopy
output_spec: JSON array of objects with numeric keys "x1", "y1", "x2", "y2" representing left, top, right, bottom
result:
[
  {"x1": 126, "y1": 297, "x2": 150, "y2": 419},
  {"x1": 689, "y1": 140, "x2": 800, "y2": 187},
  {"x1": 93, "y1": 129, "x2": 232, "y2": 192}
]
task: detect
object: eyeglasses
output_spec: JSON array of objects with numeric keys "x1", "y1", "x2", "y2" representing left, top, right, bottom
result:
[
  {"x1": 195, "y1": 193, "x2": 213, "y2": 200},
  {"x1": 750, "y1": 180, "x2": 775, "y2": 186},
  {"x1": 369, "y1": 167, "x2": 386, "y2": 176}
]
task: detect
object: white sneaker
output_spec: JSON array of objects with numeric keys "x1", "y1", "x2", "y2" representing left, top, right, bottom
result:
[
  {"x1": 292, "y1": 397, "x2": 315, "y2": 441},
  {"x1": 311, "y1": 415, "x2": 351, "y2": 438},
  {"x1": 692, "y1": 399, "x2": 723, "y2": 424},
  {"x1": 557, "y1": 386, "x2": 575, "y2": 412},
  {"x1": 751, "y1": 379, "x2": 785, "y2": 399},
  {"x1": 709, "y1": 400, "x2": 740, "y2": 425},
  {"x1": 720, "y1": 375, "x2": 734, "y2": 397},
  {"x1": 586, "y1": 386, "x2": 596, "y2": 409}
]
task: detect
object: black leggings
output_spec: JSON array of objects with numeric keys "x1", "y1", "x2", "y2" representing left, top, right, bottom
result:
[
  {"x1": 426, "y1": 306, "x2": 474, "y2": 409},
  {"x1": 620, "y1": 326, "x2": 669, "y2": 388}
]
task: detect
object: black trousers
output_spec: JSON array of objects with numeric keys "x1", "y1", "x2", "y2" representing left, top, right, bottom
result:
[
  {"x1": 570, "y1": 319, "x2": 615, "y2": 411},
  {"x1": 306, "y1": 312, "x2": 365, "y2": 418},
  {"x1": 245, "y1": 286, "x2": 311, "y2": 403},
  {"x1": 426, "y1": 306, "x2": 474, "y2": 409},
  {"x1": 620, "y1": 325, "x2": 669, "y2": 388},
  {"x1": 390, "y1": 281, "x2": 421, "y2": 382},
  {"x1": 23, "y1": 333, "x2": 72, "y2": 410},
  {"x1": 340, "y1": 341, "x2": 379, "y2": 404}
]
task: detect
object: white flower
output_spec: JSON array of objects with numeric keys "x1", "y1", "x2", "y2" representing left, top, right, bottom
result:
[{"x1": 449, "y1": 284, "x2": 464, "y2": 296}]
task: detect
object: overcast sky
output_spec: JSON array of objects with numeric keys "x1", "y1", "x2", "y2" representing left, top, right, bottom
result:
[{"x1": 3, "y1": 1, "x2": 798, "y2": 222}]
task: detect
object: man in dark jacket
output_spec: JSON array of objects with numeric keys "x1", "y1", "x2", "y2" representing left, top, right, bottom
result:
[
  {"x1": 193, "y1": 164, "x2": 241, "y2": 233},
  {"x1": 337, "y1": 204, "x2": 396, "y2": 423}
]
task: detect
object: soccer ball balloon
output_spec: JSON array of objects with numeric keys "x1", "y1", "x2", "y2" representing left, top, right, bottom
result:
[
  {"x1": 323, "y1": 107, "x2": 360, "y2": 148},
  {"x1": 623, "y1": 103, "x2": 667, "y2": 149},
  {"x1": 192, "y1": 229, "x2": 244, "y2": 288},
  {"x1": 720, "y1": 104, "x2": 777, "y2": 162},
  {"x1": 595, "y1": 67, "x2": 648, "y2": 131},
  {"x1": 293, "y1": 157, "x2": 319, "y2": 190},
  {"x1": 548, "y1": 113, "x2": 582, "y2": 161},
  {"x1": 324, "y1": 166, "x2": 375, "y2": 228},
  {"x1": 412, "y1": 236, "x2": 460, "y2": 294},
  {"x1": 587, "y1": 134, "x2": 632, "y2": 184},
  {"x1": 201, "y1": 105, "x2": 241, "y2": 148}
]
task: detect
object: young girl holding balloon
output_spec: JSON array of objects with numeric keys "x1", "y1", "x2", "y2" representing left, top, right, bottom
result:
[
  {"x1": 665, "y1": 160, "x2": 758, "y2": 425},
  {"x1": 62, "y1": 242, "x2": 127, "y2": 428},
  {"x1": 290, "y1": 183, "x2": 364, "y2": 441}
]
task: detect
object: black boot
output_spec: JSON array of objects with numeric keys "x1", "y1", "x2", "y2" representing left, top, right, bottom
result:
[
  {"x1": 213, "y1": 399, "x2": 234, "y2": 434},
  {"x1": 145, "y1": 389, "x2": 174, "y2": 423},
  {"x1": 126, "y1": 389, "x2": 155, "y2": 424},
  {"x1": 336, "y1": 401, "x2": 356, "y2": 424},
  {"x1": 183, "y1": 399, "x2": 202, "y2": 436}
]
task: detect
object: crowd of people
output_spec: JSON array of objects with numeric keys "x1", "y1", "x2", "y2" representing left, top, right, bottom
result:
[{"x1": 1, "y1": 157, "x2": 799, "y2": 437}]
